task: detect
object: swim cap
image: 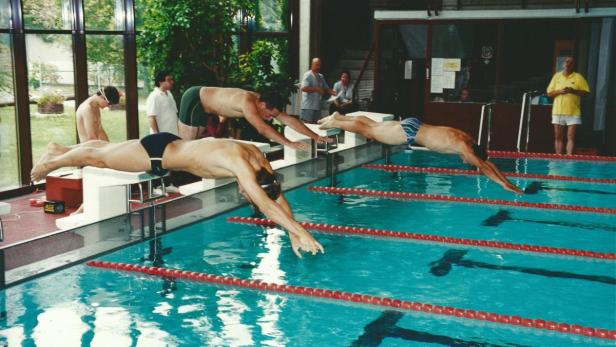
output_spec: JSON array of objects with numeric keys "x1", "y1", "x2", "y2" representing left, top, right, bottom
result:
[{"x1": 256, "y1": 168, "x2": 282, "y2": 200}]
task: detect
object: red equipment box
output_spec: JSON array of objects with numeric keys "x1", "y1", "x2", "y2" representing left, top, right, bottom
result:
[{"x1": 45, "y1": 171, "x2": 83, "y2": 208}]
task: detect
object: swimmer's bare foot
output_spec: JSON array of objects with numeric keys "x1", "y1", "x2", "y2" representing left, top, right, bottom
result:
[
  {"x1": 332, "y1": 111, "x2": 346, "y2": 120},
  {"x1": 30, "y1": 163, "x2": 52, "y2": 182},
  {"x1": 318, "y1": 115, "x2": 338, "y2": 129},
  {"x1": 30, "y1": 143, "x2": 66, "y2": 181}
]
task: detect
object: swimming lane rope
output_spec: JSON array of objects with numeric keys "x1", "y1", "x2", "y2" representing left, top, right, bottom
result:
[
  {"x1": 362, "y1": 164, "x2": 616, "y2": 184},
  {"x1": 487, "y1": 150, "x2": 616, "y2": 162},
  {"x1": 308, "y1": 186, "x2": 616, "y2": 215},
  {"x1": 226, "y1": 217, "x2": 615, "y2": 261},
  {"x1": 87, "y1": 260, "x2": 616, "y2": 341}
]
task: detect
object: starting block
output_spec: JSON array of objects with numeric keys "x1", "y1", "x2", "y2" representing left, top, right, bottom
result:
[
  {"x1": 0, "y1": 201, "x2": 11, "y2": 241},
  {"x1": 56, "y1": 167, "x2": 165, "y2": 230},
  {"x1": 304, "y1": 123, "x2": 340, "y2": 153},
  {"x1": 283, "y1": 126, "x2": 314, "y2": 164}
]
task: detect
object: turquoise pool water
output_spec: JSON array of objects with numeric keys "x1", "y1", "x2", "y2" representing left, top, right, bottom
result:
[{"x1": 1, "y1": 151, "x2": 615, "y2": 346}]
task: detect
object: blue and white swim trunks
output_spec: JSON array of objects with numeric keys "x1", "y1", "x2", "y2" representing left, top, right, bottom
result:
[{"x1": 400, "y1": 117, "x2": 422, "y2": 146}]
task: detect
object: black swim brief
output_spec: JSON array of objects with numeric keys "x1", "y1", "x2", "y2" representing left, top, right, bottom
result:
[{"x1": 140, "y1": 132, "x2": 181, "y2": 176}]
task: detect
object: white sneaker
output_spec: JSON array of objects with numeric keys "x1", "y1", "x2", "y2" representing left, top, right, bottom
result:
[
  {"x1": 152, "y1": 187, "x2": 165, "y2": 197},
  {"x1": 166, "y1": 184, "x2": 180, "y2": 194}
]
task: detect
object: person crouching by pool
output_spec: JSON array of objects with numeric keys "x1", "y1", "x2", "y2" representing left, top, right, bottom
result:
[
  {"x1": 177, "y1": 86, "x2": 332, "y2": 149},
  {"x1": 31, "y1": 134, "x2": 324, "y2": 258},
  {"x1": 318, "y1": 112, "x2": 523, "y2": 194}
]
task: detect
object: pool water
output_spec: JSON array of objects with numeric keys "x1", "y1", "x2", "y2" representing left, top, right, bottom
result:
[{"x1": 1, "y1": 151, "x2": 615, "y2": 346}]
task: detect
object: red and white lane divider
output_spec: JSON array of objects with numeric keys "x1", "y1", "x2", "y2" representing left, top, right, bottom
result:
[
  {"x1": 308, "y1": 186, "x2": 616, "y2": 215},
  {"x1": 226, "y1": 217, "x2": 615, "y2": 261},
  {"x1": 487, "y1": 150, "x2": 616, "y2": 162},
  {"x1": 87, "y1": 260, "x2": 616, "y2": 341},
  {"x1": 362, "y1": 164, "x2": 616, "y2": 184}
]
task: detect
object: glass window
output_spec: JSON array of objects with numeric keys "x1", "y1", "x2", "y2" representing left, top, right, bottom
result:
[
  {"x1": 137, "y1": 61, "x2": 152, "y2": 138},
  {"x1": 377, "y1": 25, "x2": 427, "y2": 116},
  {"x1": 0, "y1": 34, "x2": 19, "y2": 189},
  {"x1": 500, "y1": 21, "x2": 576, "y2": 103},
  {"x1": 257, "y1": 0, "x2": 286, "y2": 32},
  {"x1": 0, "y1": 0, "x2": 10, "y2": 28},
  {"x1": 430, "y1": 23, "x2": 497, "y2": 103},
  {"x1": 135, "y1": 0, "x2": 149, "y2": 137},
  {"x1": 86, "y1": 34, "x2": 126, "y2": 141},
  {"x1": 26, "y1": 34, "x2": 76, "y2": 175},
  {"x1": 84, "y1": 0, "x2": 125, "y2": 31},
  {"x1": 134, "y1": 0, "x2": 145, "y2": 30},
  {"x1": 22, "y1": 0, "x2": 72, "y2": 30}
]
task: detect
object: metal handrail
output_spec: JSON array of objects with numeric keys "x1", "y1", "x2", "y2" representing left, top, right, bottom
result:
[
  {"x1": 516, "y1": 91, "x2": 541, "y2": 152},
  {"x1": 352, "y1": 42, "x2": 376, "y2": 103},
  {"x1": 427, "y1": 0, "x2": 441, "y2": 17},
  {"x1": 478, "y1": 102, "x2": 495, "y2": 149}
]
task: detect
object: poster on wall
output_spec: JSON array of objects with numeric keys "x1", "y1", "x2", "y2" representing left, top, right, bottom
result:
[
  {"x1": 431, "y1": 58, "x2": 444, "y2": 76},
  {"x1": 443, "y1": 71, "x2": 456, "y2": 89},
  {"x1": 443, "y1": 58, "x2": 461, "y2": 72},
  {"x1": 431, "y1": 58, "x2": 444, "y2": 93},
  {"x1": 430, "y1": 75, "x2": 443, "y2": 93}
]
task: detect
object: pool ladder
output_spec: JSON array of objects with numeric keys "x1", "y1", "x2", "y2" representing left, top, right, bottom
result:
[
  {"x1": 477, "y1": 102, "x2": 496, "y2": 149},
  {"x1": 516, "y1": 91, "x2": 542, "y2": 152}
]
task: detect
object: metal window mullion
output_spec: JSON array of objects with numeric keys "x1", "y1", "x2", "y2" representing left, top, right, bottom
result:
[
  {"x1": 72, "y1": 0, "x2": 89, "y2": 109},
  {"x1": 124, "y1": 0, "x2": 138, "y2": 139},
  {"x1": 9, "y1": 0, "x2": 33, "y2": 185}
]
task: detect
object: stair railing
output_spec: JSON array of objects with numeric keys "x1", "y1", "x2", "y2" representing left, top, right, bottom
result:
[
  {"x1": 516, "y1": 90, "x2": 542, "y2": 152},
  {"x1": 352, "y1": 42, "x2": 376, "y2": 105},
  {"x1": 477, "y1": 102, "x2": 495, "y2": 149}
]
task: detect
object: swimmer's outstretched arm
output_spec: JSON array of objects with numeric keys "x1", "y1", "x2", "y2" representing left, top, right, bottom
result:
[
  {"x1": 277, "y1": 112, "x2": 333, "y2": 143},
  {"x1": 461, "y1": 150, "x2": 523, "y2": 194},
  {"x1": 234, "y1": 163, "x2": 324, "y2": 257}
]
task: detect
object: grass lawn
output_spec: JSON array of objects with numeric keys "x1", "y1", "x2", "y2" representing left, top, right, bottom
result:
[{"x1": 0, "y1": 101, "x2": 148, "y2": 190}]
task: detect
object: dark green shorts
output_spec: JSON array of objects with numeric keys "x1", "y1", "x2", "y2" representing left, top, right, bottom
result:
[{"x1": 178, "y1": 86, "x2": 212, "y2": 127}]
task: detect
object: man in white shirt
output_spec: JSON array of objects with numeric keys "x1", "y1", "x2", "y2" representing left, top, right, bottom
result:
[
  {"x1": 145, "y1": 71, "x2": 179, "y2": 135},
  {"x1": 145, "y1": 71, "x2": 180, "y2": 193}
]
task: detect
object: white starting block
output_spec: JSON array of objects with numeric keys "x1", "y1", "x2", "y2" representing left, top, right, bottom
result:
[
  {"x1": 56, "y1": 167, "x2": 165, "y2": 230},
  {"x1": 305, "y1": 123, "x2": 340, "y2": 153},
  {"x1": 179, "y1": 140, "x2": 271, "y2": 196},
  {"x1": 0, "y1": 201, "x2": 11, "y2": 241},
  {"x1": 343, "y1": 111, "x2": 395, "y2": 147},
  {"x1": 283, "y1": 126, "x2": 314, "y2": 164}
]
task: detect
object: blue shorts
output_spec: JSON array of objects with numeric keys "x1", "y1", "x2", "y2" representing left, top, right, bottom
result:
[
  {"x1": 300, "y1": 109, "x2": 321, "y2": 123},
  {"x1": 400, "y1": 117, "x2": 422, "y2": 146}
]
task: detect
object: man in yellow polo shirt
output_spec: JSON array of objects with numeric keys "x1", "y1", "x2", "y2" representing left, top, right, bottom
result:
[{"x1": 547, "y1": 56, "x2": 590, "y2": 155}]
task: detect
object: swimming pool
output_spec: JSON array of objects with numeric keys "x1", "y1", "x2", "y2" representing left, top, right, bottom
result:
[{"x1": 1, "y1": 149, "x2": 615, "y2": 346}]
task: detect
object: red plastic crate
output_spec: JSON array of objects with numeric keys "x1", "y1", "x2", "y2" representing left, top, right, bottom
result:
[{"x1": 45, "y1": 172, "x2": 83, "y2": 208}]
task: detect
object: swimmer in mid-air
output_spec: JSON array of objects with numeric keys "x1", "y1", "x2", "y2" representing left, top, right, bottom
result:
[
  {"x1": 319, "y1": 112, "x2": 523, "y2": 194},
  {"x1": 31, "y1": 133, "x2": 324, "y2": 257}
]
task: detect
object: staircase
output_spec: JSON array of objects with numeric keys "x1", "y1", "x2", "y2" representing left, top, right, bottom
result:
[{"x1": 331, "y1": 48, "x2": 376, "y2": 111}]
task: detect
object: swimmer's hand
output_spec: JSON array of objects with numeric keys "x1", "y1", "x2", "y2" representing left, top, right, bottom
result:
[
  {"x1": 289, "y1": 141, "x2": 309, "y2": 150},
  {"x1": 288, "y1": 230, "x2": 324, "y2": 258},
  {"x1": 316, "y1": 136, "x2": 334, "y2": 144},
  {"x1": 505, "y1": 184, "x2": 524, "y2": 195}
]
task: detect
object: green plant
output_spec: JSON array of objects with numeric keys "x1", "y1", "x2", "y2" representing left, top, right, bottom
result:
[
  {"x1": 137, "y1": 0, "x2": 256, "y2": 103},
  {"x1": 230, "y1": 39, "x2": 297, "y2": 108},
  {"x1": 37, "y1": 91, "x2": 65, "y2": 106}
]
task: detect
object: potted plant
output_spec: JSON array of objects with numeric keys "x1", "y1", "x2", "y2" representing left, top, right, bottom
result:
[{"x1": 37, "y1": 91, "x2": 65, "y2": 114}]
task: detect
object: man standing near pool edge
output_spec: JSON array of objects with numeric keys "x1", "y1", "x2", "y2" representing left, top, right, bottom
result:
[{"x1": 547, "y1": 56, "x2": 590, "y2": 155}]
